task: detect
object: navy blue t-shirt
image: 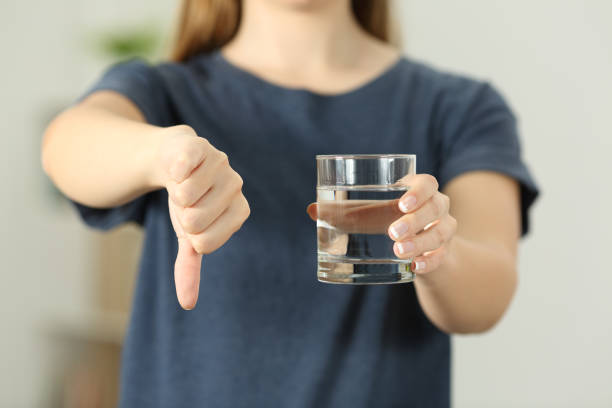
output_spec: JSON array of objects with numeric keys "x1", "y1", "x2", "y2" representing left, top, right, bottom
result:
[{"x1": 74, "y1": 51, "x2": 538, "y2": 407}]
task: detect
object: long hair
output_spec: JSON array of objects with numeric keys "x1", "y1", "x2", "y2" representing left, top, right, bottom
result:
[{"x1": 171, "y1": 0, "x2": 391, "y2": 62}]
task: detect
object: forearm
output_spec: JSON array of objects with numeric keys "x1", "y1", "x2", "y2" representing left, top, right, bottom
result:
[
  {"x1": 42, "y1": 103, "x2": 165, "y2": 208},
  {"x1": 414, "y1": 235, "x2": 517, "y2": 334}
]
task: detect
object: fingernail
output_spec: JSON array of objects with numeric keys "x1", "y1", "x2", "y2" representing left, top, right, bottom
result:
[
  {"x1": 396, "y1": 241, "x2": 415, "y2": 255},
  {"x1": 413, "y1": 261, "x2": 426, "y2": 272},
  {"x1": 399, "y1": 195, "x2": 417, "y2": 213},
  {"x1": 389, "y1": 222, "x2": 409, "y2": 239}
]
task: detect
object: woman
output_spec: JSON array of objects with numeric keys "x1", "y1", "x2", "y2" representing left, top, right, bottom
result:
[{"x1": 42, "y1": 0, "x2": 538, "y2": 406}]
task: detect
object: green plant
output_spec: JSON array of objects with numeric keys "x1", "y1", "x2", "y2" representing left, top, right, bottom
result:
[{"x1": 92, "y1": 24, "x2": 163, "y2": 60}]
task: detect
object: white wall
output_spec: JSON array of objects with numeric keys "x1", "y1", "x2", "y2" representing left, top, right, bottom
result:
[
  {"x1": 0, "y1": 1, "x2": 175, "y2": 406},
  {"x1": 395, "y1": 1, "x2": 612, "y2": 407},
  {"x1": 2, "y1": 0, "x2": 611, "y2": 406}
]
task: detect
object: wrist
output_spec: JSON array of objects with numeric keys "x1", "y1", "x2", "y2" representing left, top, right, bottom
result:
[{"x1": 144, "y1": 126, "x2": 168, "y2": 190}]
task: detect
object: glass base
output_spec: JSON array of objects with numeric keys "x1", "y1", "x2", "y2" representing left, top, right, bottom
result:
[{"x1": 318, "y1": 261, "x2": 415, "y2": 284}]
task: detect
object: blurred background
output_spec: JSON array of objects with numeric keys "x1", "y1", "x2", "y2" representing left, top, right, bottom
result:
[{"x1": 1, "y1": 0, "x2": 610, "y2": 407}]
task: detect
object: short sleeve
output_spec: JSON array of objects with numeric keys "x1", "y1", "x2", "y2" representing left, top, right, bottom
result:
[
  {"x1": 436, "y1": 82, "x2": 539, "y2": 236},
  {"x1": 71, "y1": 59, "x2": 172, "y2": 230}
]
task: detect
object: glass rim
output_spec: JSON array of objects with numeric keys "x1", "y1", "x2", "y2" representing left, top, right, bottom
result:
[{"x1": 316, "y1": 154, "x2": 416, "y2": 160}]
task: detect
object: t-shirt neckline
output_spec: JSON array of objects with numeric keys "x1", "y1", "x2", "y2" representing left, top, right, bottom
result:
[{"x1": 206, "y1": 49, "x2": 405, "y2": 99}]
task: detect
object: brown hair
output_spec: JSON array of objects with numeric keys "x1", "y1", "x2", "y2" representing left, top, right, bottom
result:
[{"x1": 171, "y1": 0, "x2": 390, "y2": 62}]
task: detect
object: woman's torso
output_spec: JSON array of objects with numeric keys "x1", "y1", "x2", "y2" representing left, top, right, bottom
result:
[{"x1": 96, "y1": 51, "x2": 481, "y2": 407}]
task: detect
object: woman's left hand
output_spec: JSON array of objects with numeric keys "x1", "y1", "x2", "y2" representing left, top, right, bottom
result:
[{"x1": 388, "y1": 174, "x2": 457, "y2": 275}]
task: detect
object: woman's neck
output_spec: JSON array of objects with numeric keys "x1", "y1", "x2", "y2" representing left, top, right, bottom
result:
[{"x1": 222, "y1": 0, "x2": 399, "y2": 93}]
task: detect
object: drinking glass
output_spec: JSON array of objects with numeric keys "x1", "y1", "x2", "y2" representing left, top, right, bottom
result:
[{"x1": 316, "y1": 154, "x2": 416, "y2": 284}]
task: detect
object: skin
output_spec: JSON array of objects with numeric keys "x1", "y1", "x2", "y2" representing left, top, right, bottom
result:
[
  {"x1": 42, "y1": 0, "x2": 521, "y2": 333},
  {"x1": 42, "y1": 93, "x2": 249, "y2": 310},
  {"x1": 308, "y1": 172, "x2": 520, "y2": 333},
  {"x1": 222, "y1": 0, "x2": 400, "y2": 93}
]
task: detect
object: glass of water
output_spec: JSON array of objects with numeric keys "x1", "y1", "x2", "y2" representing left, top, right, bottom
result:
[{"x1": 315, "y1": 154, "x2": 417, "y2": 284}]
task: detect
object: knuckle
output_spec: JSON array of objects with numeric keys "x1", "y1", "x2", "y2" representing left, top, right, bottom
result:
[
  {"x1": 423, "y1": 174, "x2": 439, "y2": 190},
  {"x1": 231, "y1": 220, "x2": 243, "y2": 234},
  {"x1": 180, "y1": 208, "x2": 199, "y2": 233},
  {"x1": 174, "y1": 184, "x2": 191, "y2": 206},
  {"x1": 430, "y1": 195, "x2": 443, "y2": 216},
  {"x1": 192, "y1": 134, "x2": 206, "y2": 145},
  {"x1": 188, "y1": 138, "x2": 204, "y2": 154},
  {"x1": 433, "y1": 225, "x2": 446, "y2": 247},
  {"x1": 234, "y1": 173, "x2": 244, "y2": 189},
  {"x1": 239, "y1": 201, "x2": 251, "y2": 221},
  {"x1": 173, "y1": 124, "x2": 194, "y2": 135},
  {"x1": 175, "y1": 152, "x2": 190, "y2": 168},
  {"x1": 226, "y1": 172, "x2": 242, "y2": 192},
  {"x1": 192, "y1": 235, "x2": 214, "y2": 255},
  {"x1": 193, "y1": 137, "x2": 211, "y2": 155},
  {"x1": 217, "y1": 151, "x2": 229, "y2": 166},
  {"x1": 232, "y1": 201, "x2": 251, "y2": 232},
  {"x1": 441, "y1": 194, "x2": 450, "y2": 211},
  {"x1": 198, "y1": 135, "x2": 211, "y2": 145}
]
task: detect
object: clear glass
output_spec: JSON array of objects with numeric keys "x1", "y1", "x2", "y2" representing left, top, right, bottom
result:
[{"x1": 316, "y1": 154, "x2": 417, "y2": 284}]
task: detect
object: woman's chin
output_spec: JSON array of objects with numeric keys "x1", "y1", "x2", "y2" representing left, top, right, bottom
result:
[{"x1": 263, "y1": 0, "x2": 340, "y2": 11}]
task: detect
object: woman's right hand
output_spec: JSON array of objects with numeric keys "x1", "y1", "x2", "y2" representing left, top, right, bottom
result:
[{"x1": 155, "y1": 125, "x2": 250, "y2": 310}]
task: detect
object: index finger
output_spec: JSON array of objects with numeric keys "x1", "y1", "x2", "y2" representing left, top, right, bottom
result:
[
  {"x1": 397, "y1": 174, "x2": 439, "y2": 213},
  {"x1": 306, "y1": 200, "x2": 403, "y2": 234}
]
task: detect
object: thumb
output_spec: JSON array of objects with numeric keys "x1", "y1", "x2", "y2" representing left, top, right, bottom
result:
[
  {"x1": 306, "y1": 203, "x2": 318, "y2": 221},
  {"x1": 174, "y1": 237, "x2": 202, "y2": 310},
  {"x1": 168, "y1": 198, "x2": 202, "y2": 310}
]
